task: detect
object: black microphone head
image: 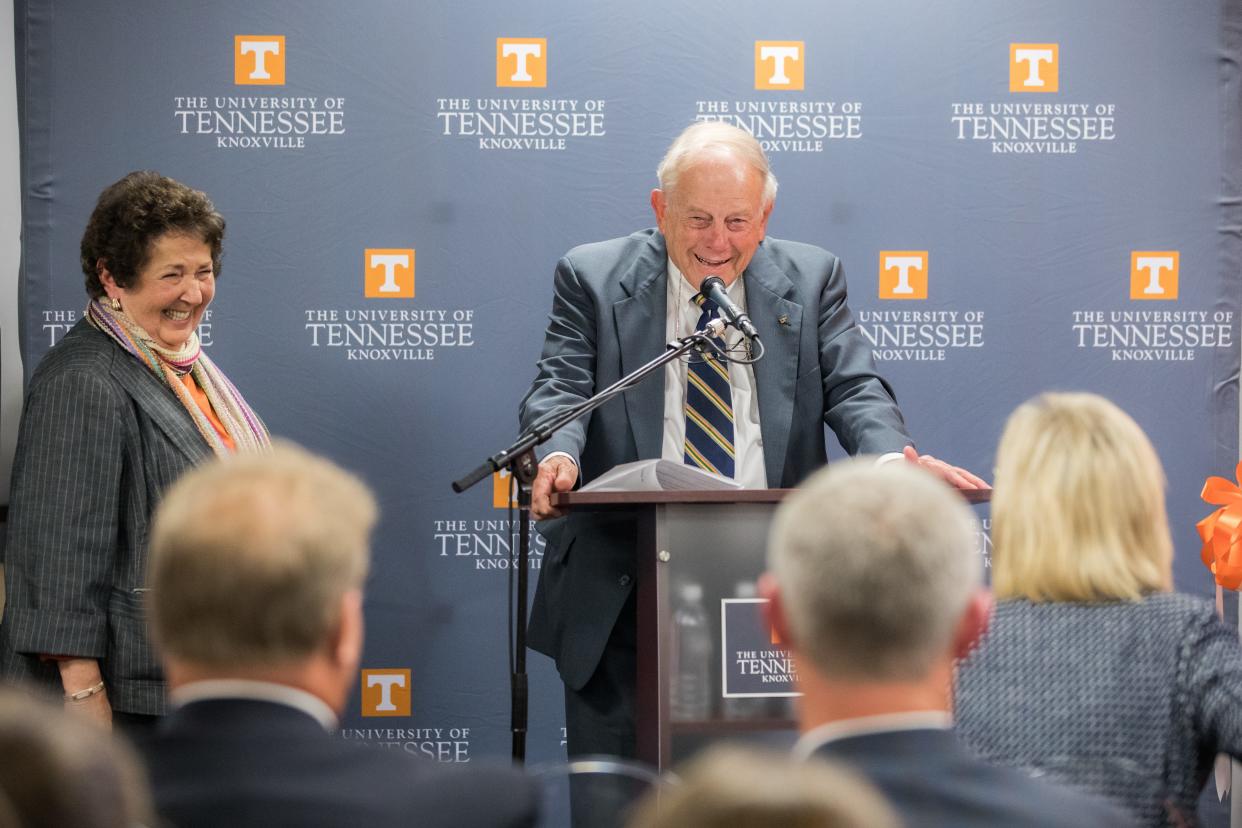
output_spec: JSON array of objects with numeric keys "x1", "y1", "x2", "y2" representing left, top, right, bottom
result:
[{"x1": 699, "y1": 275, "x2": 726, "y2": 296}]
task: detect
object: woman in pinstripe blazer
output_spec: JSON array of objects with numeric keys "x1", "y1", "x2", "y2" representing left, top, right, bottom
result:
[
  {"x1": 955, "y1": 393, "x2": 1242, "y2": 826},
  {"x1": 0, "y1": 172, "x2": 269, "y2": 731}
]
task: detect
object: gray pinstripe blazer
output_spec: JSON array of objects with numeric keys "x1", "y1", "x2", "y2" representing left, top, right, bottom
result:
[{"x1": 0, "y1": 319, "x2": 212, "y2": 715}]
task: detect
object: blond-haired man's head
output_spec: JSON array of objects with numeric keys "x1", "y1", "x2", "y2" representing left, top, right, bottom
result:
[{"x1": 149, "y1": 442, "x2": 377, "y2": 712}]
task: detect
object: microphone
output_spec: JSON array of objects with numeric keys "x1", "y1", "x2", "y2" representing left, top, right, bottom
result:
[{"x1": 699, "y1": 276, "x2": 760, "y2": 341}]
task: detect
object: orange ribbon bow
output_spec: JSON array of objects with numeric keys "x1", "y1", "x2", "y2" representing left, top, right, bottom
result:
[{"x1": 1198, "y1": 461, "x2": 1242, "y2": 589}]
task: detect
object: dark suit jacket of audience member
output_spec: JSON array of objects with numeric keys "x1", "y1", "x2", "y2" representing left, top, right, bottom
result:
[
  {"x1": 142, "y1": 698, "x2": 538, "y2": 828},
  {"x1": 812, "y1": 728, "x2": 1129, "y2": 828}
]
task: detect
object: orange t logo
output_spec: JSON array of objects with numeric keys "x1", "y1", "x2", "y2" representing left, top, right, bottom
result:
[
  {"x1": 235, "y1": 36, "x2": 286, "y2": 86},
  {"x1": 879, "y1": 251, "x2": 929, "y2": 300},
  {"x1": 497, "y1": 38, "x2": 547, "y2": 87},
  {"x1": 1009, "y1": 43, "x2": 1058, "y2": 93},
  {"x1": 493, "y1": 470, "x2": 518, "y2": 509},
  {"x1": 365, "y1": 249, "x2": 415, "y2": 299},
  {"x1": 361, "y1": 669, "x2": 412, "y2": 717},
  {"x1": 1130, "y1": 251, "x2": 1179, "y2": 300},
  {"x1": 755, "y1": 41, "x2": 805, "y2": 90}
]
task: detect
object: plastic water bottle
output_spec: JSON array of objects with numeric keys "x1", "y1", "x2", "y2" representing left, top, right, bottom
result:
[{"x1": 671, "y1": 582, "x2": 713, "y2": 721}]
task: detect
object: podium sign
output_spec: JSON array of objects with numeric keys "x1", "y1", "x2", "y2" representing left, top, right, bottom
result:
[{"x1": 720, "y1": 598, "x2": 800, "y2": 698}]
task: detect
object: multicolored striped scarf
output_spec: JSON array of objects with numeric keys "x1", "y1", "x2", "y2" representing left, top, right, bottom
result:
[{"x1": 87, "y1": 299, "x2": 270, "y2": 455}]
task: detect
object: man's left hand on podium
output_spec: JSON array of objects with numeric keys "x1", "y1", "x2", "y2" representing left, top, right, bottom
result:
[{"x1": 903, "y1": 445, "x2": 991, "y2": 490}]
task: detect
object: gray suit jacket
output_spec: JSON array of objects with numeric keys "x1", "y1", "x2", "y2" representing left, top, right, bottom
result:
[
  {"x1": 0, "y1": 319, "x2": 212, "y2": 715},
  {"x1": 519, "y1": 230, "x2": 911, "y2": 689}
]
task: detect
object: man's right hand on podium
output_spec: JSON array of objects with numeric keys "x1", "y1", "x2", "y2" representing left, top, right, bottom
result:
[{"x1": 531, "y1": 455, "x2": 578, "y2": 520}]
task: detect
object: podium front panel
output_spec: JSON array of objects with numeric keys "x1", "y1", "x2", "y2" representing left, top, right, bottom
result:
[{"x1": 638, "y1": 502, "x2": 797, "y2": 769}]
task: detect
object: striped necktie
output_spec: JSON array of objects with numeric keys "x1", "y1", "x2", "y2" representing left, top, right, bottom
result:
[{"x1": 684, "y1": 293, "x2": 735, "y2": 478}]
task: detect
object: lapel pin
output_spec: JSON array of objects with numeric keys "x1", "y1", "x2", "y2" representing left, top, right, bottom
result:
[{"x1": 777, "y1": 314, "x2": 789, "y2": 326}]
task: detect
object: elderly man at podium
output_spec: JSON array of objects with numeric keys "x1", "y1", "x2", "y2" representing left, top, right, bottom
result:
[{"x1": 519, "y1": 121, "x2": 985, "y2": 760}]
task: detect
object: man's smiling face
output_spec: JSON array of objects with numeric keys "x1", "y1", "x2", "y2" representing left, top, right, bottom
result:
[{"x1": 651, "y1": 149, "x2": 772, "y2": 289}]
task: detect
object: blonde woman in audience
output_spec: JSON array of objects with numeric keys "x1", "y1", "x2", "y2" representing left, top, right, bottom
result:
[{"x1": 955, "y1": 391, "x2": 1242, "y2": 826}]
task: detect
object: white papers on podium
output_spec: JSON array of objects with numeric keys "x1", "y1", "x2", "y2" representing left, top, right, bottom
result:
[{"x1": 579, "y1": 459, "x2": 742, "y2": 492}]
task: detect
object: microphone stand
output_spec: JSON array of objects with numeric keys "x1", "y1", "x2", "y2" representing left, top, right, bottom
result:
[{"x1": 451, "y1": 323, "x2": 738, "y2": 763}]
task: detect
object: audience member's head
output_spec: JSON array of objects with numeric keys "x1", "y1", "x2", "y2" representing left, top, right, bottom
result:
[
  {"x1": 763, "y1": 458, "x2": 986, "y2": 685},
  {"x1": 627, "y1": 745, "x2": 899, "y2": 828},
  {"x1": 149, "y1": 441, "x2": 377, "y2": 712},
  {"x1": 0, "y1": 687, "x2": 154, "y2": 828},
  {"x1": 992, "y1": 391, "x2": 1172, "y2": 603}
]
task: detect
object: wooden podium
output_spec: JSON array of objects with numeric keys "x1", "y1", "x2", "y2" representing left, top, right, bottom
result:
[
  {"x1": 554, "y1": 489, "x2": 793, "y2": 770},
  {"x1": 554, "y1": 487, "x2": 991, "y2": 771}
]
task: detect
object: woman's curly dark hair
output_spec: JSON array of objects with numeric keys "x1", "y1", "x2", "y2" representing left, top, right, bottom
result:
[{"x1": 80, "y1": 171, "x2": 226, "y2": 298}]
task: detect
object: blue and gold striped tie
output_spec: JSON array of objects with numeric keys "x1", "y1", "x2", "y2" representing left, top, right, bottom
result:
[{"x1": 684, "y1": 294, "x2": 735, "y2": 478}]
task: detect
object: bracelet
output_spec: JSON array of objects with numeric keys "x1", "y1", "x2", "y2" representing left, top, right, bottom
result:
[{"x1": 64, "y1": 680, "x2": 105, "y2": 703}]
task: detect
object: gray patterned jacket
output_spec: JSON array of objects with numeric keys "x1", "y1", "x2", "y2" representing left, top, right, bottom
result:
[
  {"x1": 955, "y1": 593, "x2": 1242, "y2": 826},
  {"x1": 0, "y1": 320, "x2": 212, "y2": 715}
]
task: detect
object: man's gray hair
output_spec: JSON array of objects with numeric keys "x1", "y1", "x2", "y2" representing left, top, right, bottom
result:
[
  {"x1": 767, "y1": 458, "x2": 980, "y2": 680},
  {"x1": 656, "y1": 121, "x2": 778, "y2": 207}
]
